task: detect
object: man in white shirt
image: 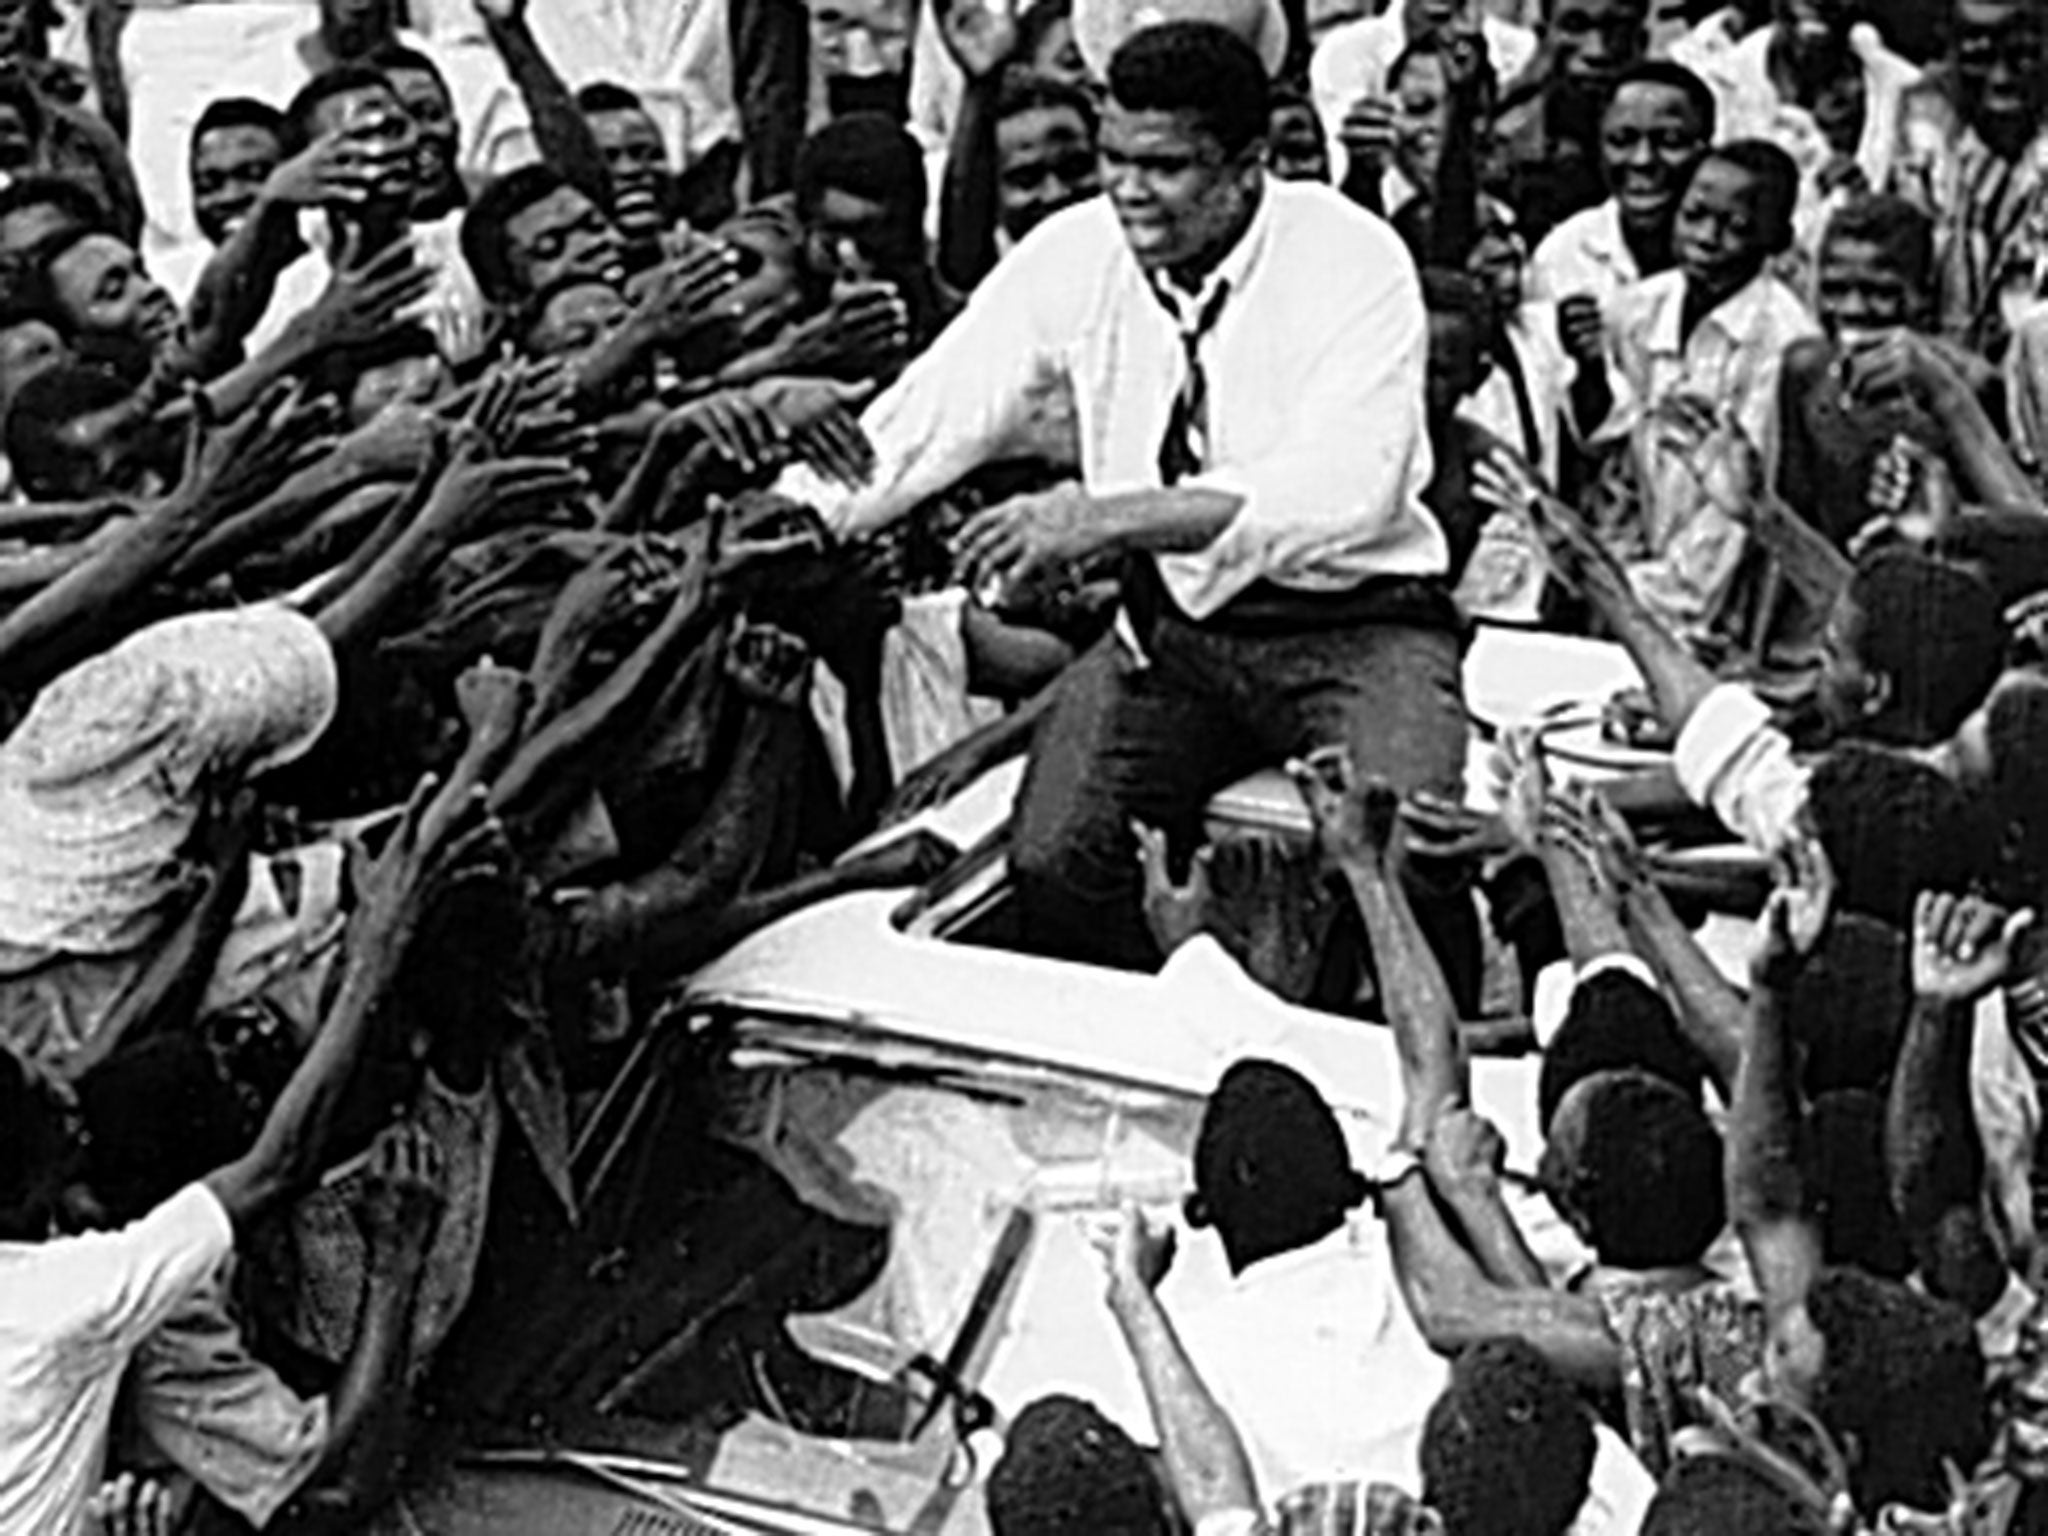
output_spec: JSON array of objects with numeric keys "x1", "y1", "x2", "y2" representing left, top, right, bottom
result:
[{"x1": 779, "y1": 19, "x2": 1469, "y2": 974}]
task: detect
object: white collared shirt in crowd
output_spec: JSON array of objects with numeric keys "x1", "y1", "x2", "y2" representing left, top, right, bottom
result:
[
  {"x1": 776, "y1": 182, "x2": 1446, "y2": 620},
  {"x1": 1530, "y1": 199, "x2": 1644, "y2": 312},
  {"x1": 1310, "y1": 10, "x2": 1538, "y2": 188},
  {"x1": 1597, "y1": 266, "x2": 1819, "y2": 634}
]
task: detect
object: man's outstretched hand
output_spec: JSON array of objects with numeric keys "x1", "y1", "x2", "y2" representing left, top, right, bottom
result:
[
  {"x1": 1748, "y1": 834, "x2": 1835, "y2": 991},
  {"x1": 358, "y1": 1120, "x2": 448, "y2": 1274},
  {"x1": 1912, "y1": 891, "x2": 2035, "y2": 1010},
  {"x1": 1134, "y1": 820, "x2": 1213, "y2": 958}
]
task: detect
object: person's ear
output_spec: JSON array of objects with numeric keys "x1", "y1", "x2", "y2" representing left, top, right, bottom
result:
[
  {"x1": 1861, "y1": 667, "x2": 1894, "y2": 721},
  {"x1": 1184, "y1": 1191, "x2": 1214, "y2": 1228}
]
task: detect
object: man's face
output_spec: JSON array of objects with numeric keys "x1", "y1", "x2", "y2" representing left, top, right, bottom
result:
[
  {"x1": 1392, "y1": 53, "x2": 1451, "y2": 193},
  {"x1": 1547, "y1": 0, "x2": 1648, "y2": 92},
  {"x1": 320, "y1": 0, "x2": 396, "y2": 58},
  {"x1": 505, "y1": 184, "x2": 627, "y2": 299},
  {"x1": 808, "y1": 0, "x2": 914, "y2": 118},
  {"x1": 1815, "y1": 235, "x2": 1923, "y2": 340},
  {"x1": 527, "y1": 278, "x2": 633, "y2": 358},
  {"x1": 50, "y1": 233, "x2": 179, "y2": 350},
  {"x1": 1099, "y1": 105, "x2": 1260, "y2": 278},
  {"x1": 1266, "y1": 100, "x2": 1330, "y2": 183},
  {"x1": 997, "y1": 102, "x2": 1098, "y2": 238},
  {"x1": 1673, "y1": 157, "x2": 1777, "y2": 304},
  {"x1": 1601, "y1": 81, "x2": 1708, "y2": 234},
  {"x1": 1817, "y1": 592, "x2": 1880, "y2": 733},
  {"x1": 384, "y1": 65, "x2": 461, "y2": 218},
  {"x1": 588, "y1": 106, "x2": 671, "y2": 240},
  {"x1": 306, "y1": 82, "x2": 417, "y2": 210},
  {"x1": 191, "y1": 123, "x2": 282, "y2": 246},
  {"x1": 1953, "y1": 0, "x2": 2048, "y2": 132}
]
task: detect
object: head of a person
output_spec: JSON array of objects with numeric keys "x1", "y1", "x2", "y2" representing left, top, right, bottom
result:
[
  {"x1": 75, "y1": 1032, "x2": 272, "y2": 1225},
  {"x1": 1817, "y1": 548, "x2": 2006, "y2": 747},
  {"x1": 463, "y1": 163, "x2": 626, "y2": 307},
  {"x1": 1948, "y1": 669, "x2": 2048, "y2": 903},
  {"x1": 1019, "y1": 0, "x2": 1091, "y2": 88},
  {"x1": 1101, "y1": 22, "x2": 1268, "y2": 281},
  {"x1": 1786, "y1": 913, "x2": 1910, "y2": 1097},
  {"x1": 0, "y1": 67, "x2": 41, "y2": 178},
  {"x1": 576, "y1": 82, "x2": 673, "y2": 244},
  {"x1": 370, "y1": 44, "x2": 463, "y2": 220},
  {"x1": 1952, "y1": 0, "x2": 2048, "y2": 140},
  {"x1": 1772, "y1": 0, "x2": 1857, "y2": 68},
  {"x1": 0, "y1": 174, "x2": 107, "y2": 256},
  {"x1": 0, "y1": 1045, "x2": 96, "y2": 1239},
  {"x1": 1537, "y1": 969, "x2": 1705, "y2": 1132},
  {"x1": 1814, "y1": 194, "x2": 1934, "y2": 341},
  {"x1": 522, "y1": 272, "x2": 634, "y2": 361},
  {"x1": 1641, "y1": 1454, "x2": 1831, "y2": 1536},
  {"x1": 319, "y1": 0, "x2": 399, "y2": 62},
  {"x1": 1673, "y1": 141, "x2": 1797, "y2": 306},
  {"x1": 0, "y1": 302, "x2": 65, "y2": 421},
  {"x1": 23, "y1": 226, "x2": 179, "y2": 376},
  {"x1": 188, "y1": 97, "x2": 286, "y2": 247},
  {"x1": 1389, "y1": 36, "x2": 1458, "y2": 193},
  {"x1": 5, "y1": 361, "x2": 164, "y2": 501},
  {"x1": 1802, "y1": 1090, "x2": 1913, "y2": 1279},
  {"x1": 1422, "y1": 267, "x2": 1491, "y2": 421},
  {"x1": 985, "y1": 1394, "x2": 1171, "y2": 1535},
  {"x1": 1188, "y1": 1058, "x2": 1368, "y2": 1273},
  {"x1": 1265, "y1": 81, "x2": 1329, "y2": 182},
  {"x1": 1799, "y1": 1267, "x2": 1991, "y2": 1514},
  {"x1": 807, "y1": 0, "x2": 916, "y2": 120},
  {"x1": 1420, "y1": 1337, "x2": 1597, "y2": 1536},
  {"x1": 795, "y1": 112, "x2": 930, "y2": 287},
  {"x1": 285, "y1": 65, "x2": 417, "y2": 217},
  {"x1": 1538, "y1": 1068, "x2": 1726, "y2": 1269},
  {"x1": 1543, "y1": 0, "x2": 1650, "y2": 96},
  {"x1": 994, "y1": 75, "x2": 1100, "y2": 240},
  {"x1": 1808, "y1": 743, "x2": 1996, "y2": 927},
  {"x1": 1600, "y1": 62, "x2": 1713, "y2": 238}
]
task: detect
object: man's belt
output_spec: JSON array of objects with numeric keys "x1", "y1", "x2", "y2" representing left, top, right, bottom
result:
[{"x1": 1123, "y1": 555, "x2": 1462, "y2": 640}]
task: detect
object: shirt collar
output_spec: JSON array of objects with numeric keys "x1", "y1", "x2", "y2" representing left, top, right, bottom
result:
[
  {"x1": 1645, "y1": 268, "x2": 1775, "y2": 355},
  {"x1": 1148, "y1": 178, "x2": 1275, "y2": 329}
]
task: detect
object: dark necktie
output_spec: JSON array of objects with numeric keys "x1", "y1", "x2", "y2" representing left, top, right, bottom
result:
[{"x1": 1156, "y1": 280, "x2": 1232, "y2": 487}]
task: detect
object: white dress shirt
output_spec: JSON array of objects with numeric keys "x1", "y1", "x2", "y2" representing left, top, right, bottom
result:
[
  {"x1": 1530, "y1": 199, "x2": 1644, "y2": 311},
  {"x1": 1310, "y1": 11, "x2": 1538, "y2": 186},
  {"x1": 777, "y1": 182, "x2": 1447, "y2": 619}
]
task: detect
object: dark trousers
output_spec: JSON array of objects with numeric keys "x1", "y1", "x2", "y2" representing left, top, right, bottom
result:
[{"x1": 1012, "y1": 606, "x2": 1477, "y2": 1002}]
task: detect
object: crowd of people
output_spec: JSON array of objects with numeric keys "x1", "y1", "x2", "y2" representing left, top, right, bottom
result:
[{"x1": 9, "y1": 0, "x2": 2048, "y2": 1528}]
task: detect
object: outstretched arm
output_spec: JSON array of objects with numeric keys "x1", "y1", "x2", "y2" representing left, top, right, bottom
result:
[{"x1": 474, "y1": 0, "x2": 613, "y2": 212}]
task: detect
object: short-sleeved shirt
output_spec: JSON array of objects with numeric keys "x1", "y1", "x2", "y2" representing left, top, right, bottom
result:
[
  {"x1": 1595, "y1": 1279, "x2": 1768, "y2": 1480},
  {"x1": 0, "y1": 1185, "x2": 235, "y2": 1535}
]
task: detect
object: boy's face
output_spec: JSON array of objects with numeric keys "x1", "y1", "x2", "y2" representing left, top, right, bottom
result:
[
  {"x1": 997, "y1": 102, "x2": 1099, "y2": 238},
  {"x1": 1673, "y1": 158, "x2": 1779, "y2": 305},
  {"x1": 1814, "y1": 234, "x2": 1924, "y2": 340},
  {"x1": 1601, "y1": 81, "x2": 1708, "y2": 234}
]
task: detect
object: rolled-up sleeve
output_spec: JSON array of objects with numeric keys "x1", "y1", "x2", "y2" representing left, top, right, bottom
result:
[{"x1": 1672, "y1": 682, "x2": 1810, "y2": 855}]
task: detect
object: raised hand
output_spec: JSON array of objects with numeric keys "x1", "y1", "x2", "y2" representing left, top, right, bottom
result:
[
  {"x1": 633, "y1": 243, "x2": 744, "y2": 344},
  {"x1": 170, "y1": 382, "x2": 335, "y2": 519},
  {"x1": 1095, "y1": 1203, "x2": 1177, "y2": 1298},
  {"x1": 725, "y1": 618, "x2": 813, "y2": 706},
  {"x1": 1423, "y1": 1103, "x2": 1507, "y2": 1203},
  {"x1": 777, "y1": 282, "x2": 913, "y2": 380},
  {"x1": 263, "y1": 127, "x2": 371, "y2": 210},
  {"x1": 1749, "y1": 834, "x2": 1835, "y2": 990},
  {"x1": 1490, "y1": 725, "x2": 1548, "y2": 853},
  {"x1": 286, "y1": 229, "x2": 436, "y2": 358},
  {"x1": 936, "y1": 0, "x2": 1020, "y2": 80},
  {"x1": 686, "y1": 388, "x2": 790, "y2": 476},
  {"x1": 839, "y1": 828, "x2": 960, "y2": 888},
  {"x1": 1134, "y1": 819, "x2": 1213, "y2": 957},
  {"x1": 1285, "y1": 744, "x2": 1397, "y2": 869},
  {"x1": 87, "y1": 1472, "x2": 180, "y2": 1536},
  {"x1": 1912, "y1": 891, "x2": 2036, "y2": 1009},
  {"x1": 953, "y1": 482, "x2": 1095, "y2": 603},
  {"x1": 357, "y1": 1120, "x2": 448, "y2": 1260},
  {"x1": 1339, "y1": 96, "x2": 1397, "y2": 173},
  {"x1": 1398, "y1": 791, "x2": 1512, "y2": 867},
  {"x1": 749, "y1": 375, "x2": 876, "y2": 487},
  {"x1": 1556, "y1": 293, "x2": 1605, "y2": 368}
]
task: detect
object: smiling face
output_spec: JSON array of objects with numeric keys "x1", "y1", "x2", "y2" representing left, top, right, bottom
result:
[
  {"x1": 1953, "y1": 0, "x2": 2048, "y2": 135},
  {"x1": 997, "y1": 101, "x2": 1098, "y2": 238},
  {"x1": 1391, "y1": 52, "x2": 1451, "y2": 192},
  {"x1": 383, "y1": 64, "x2": 461, "y2": 218},
  {"x1": 503, "y1": 183, "x2": 628, "y2": 299},
  {"x1": 1266, "y1": 99, "x2": 1329, "y2": 183},
  {"x1": 588, "y1": 106, "x2": 671, "y2": 241},
  {"x1": 49, "y1": 233, "x2": 179, "y2": 351},
  {"x1": 1814, "y1": 235, "x2": 1923, "y2": 341},
  {"x1": 1098, "y1": 104, "x2": 1261, "y2": 279},
  {"x1": 191, "y1": 122, "x2": 283, "y2": 246},
  {"x1": 1548, "y1": 0, "x2": 1648, "y2": 94},
  {"x1": 1601, "y1": 80, "x2": 1709, "y2": 238}
]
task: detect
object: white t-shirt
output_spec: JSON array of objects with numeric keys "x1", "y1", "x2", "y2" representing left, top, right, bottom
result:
[{"x1": 0, "y1": 1185, "x2": 235, "y2": 1536}]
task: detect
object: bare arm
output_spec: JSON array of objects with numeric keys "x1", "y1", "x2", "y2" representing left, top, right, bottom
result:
[{"x1": 476, "y1": 0, "x2": 613, "y2": 212}]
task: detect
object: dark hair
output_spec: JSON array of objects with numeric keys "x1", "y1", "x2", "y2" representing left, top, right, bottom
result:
[
  {"x1": 5, "y1": 360, "x2": 131, "y2": 500},
  {"x1": 0, "y1": 174, "x2": 109, "y2": 239},
  {"x1": 190, "y1": 96, "x2": 287, "y2": 158},
  {"x1": 1801, "y1": 1090, "x2": 1912, "y2": 1279},
  {"x1": 1190, "y1": 1058, "x2": 1367, "y2": 1256},
  {"x1": 986, "y1": 1395, "x2": 1170, "y2": 1535},
  {"x1": 0, "y1": 1046, "x2": 75, "y2": 1237},
  {"x1": 1821, "y1": 194, "x2": 1935, "y2": 297},
  {"x1": 1697, "y1": 139, "x2": 1799, "y2": 255},
  {"x1": 997, "y1": 71, "x2": 1099, "y2": 135},
  {"x1": 1388, "y1": 30, "x2": 1499, "y2": 115},
  {"x1": 282, "y1": 62, "x2": 396, "y2": 154},
  {"x1": 1015, "y1": 0, "x2": 1076, "y2": 65},
  {"x1": 575, "y1": 80, "x2": 647, "y2": 116},
  {"x1": 1808, "y1": 743, "x2": 1996, "y2": 928},
  {"x1": 76, "y1": 1033, "x2": 259, "y2": 1223},
  {"x1": 1107, "y1": 21, "x2": 1269, "y2": 160},
  {"x1": 1538, "y1": 969, "x2": 1704, "y2": 1133},
  {"x1": 462, "y1": 162, "x2": 569, "y2": 303},
  {"x1": 1641, "y1": 1454, "x2": 1830, "y2": 1536},
  {"x1": 1420, "y1": 1337, "x2": 1596, "y2": 1536},
  {"x1": 1989, "y1": 672, "x2": 2048, "y2": 899},
  {"x1": 795, "y1": 111, "x2": 930, "y2": 224},
  {"x1": 1787, "y1": 914, "x2": 1909, "y2": 1098},
  {"x1": 1849, "y1": 549, "x2": 2006, "y2": 744},
  {"x1": 1808, "y1": 1267, "x2": 1990, "y2": 1513},
  {"x1": 366, "y1": 40, "x2": 447, "y2": 89},
  {"x1": 1606, "y1": 60, "x2": 1716, "y2": 140},
  {"x1": 15, "y1": 220, "x2": 97, "y2": 335},
  {"x1": 1538, "y1": 1068, "x2": 1726, "y2": 1269},
  {"x1": 0, "y1": 68, "x2": 45, "y2": 149}
]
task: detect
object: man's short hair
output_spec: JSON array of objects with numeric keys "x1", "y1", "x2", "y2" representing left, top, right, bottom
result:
[
  {"x1": 1809, "y1": 743, "x2": 1996, "y2": 928},
  {"x1": 1420, "y1": 1337, "x2": 1596, "y2": 1536},
  {"x1": 282, "y1": 62, "x2": 398, "y2": 154},
  {"x1": 1802, "y1": 1090, "x2": 1913, "y2": 1280},
  {"x1": 1809, "y1": 1267, "x2": 1990, "y2": 1513},
  {"x1": 1786, "y1": 914, "x2": 1909, "y2": 1098},
  {"x1": 0, "y1": 174, "x2": 108, "y2": 238},
  {"x1": 1189, "y1": 1058, "x2": 1367, "y2": 1251},
  {"x1": 5, "y1": 361, "x2": 131, "y2": 500},
  {"x1": 1538, "y1": 1068, "x2": 1726, "y2": 1270},
  {"x1": 462, "y1": 162, "x2": 569, "y2": 304},
  {"x1": 1642, "y1": 1454, "x2": 1831, "y2": 1536},
  {"x1": 1106, "y1": 21, "x2": 1269, "y2": 159},
  {"x1": 575, "y1": 80, "x2": 648, "y2": 116},
  {"x1": 986, "y1": 1395, "x2": 1170, "y2": 1535},
  {"x1": 795, "y1": 111, "x2": 930, "y2": 223},
  {"x1": 365, "y1": 41, "x2": 447, "y2": 88},
  {"x1": 190, "y1": 96, "x2": 287, "y2": 157},
  {"x1": 1700, "y1": 138, "x2": 1799, "y2": 255},
  {"x1": 1989, "y1": 672, "x2": 2048, "y2": 893},
  {"x1": 1851, "y1": 548, "x2": 2007, "y2": 742},
  {"x1": 1538, "y1": 970, "x2": 1705, "y2": 1133},
  {"x1": 1606, "y1": 60, "x2": 1716, "y2": 140},
  {"x1": 17, "y1": 221, "x2": 100, "y2": 336},
  {"x1": 1820, "y1": 193, "x2": 1935, "y2": 297},
  {"x1": 997, "y1": 72, "x2": 1099, "y2": 135}
]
